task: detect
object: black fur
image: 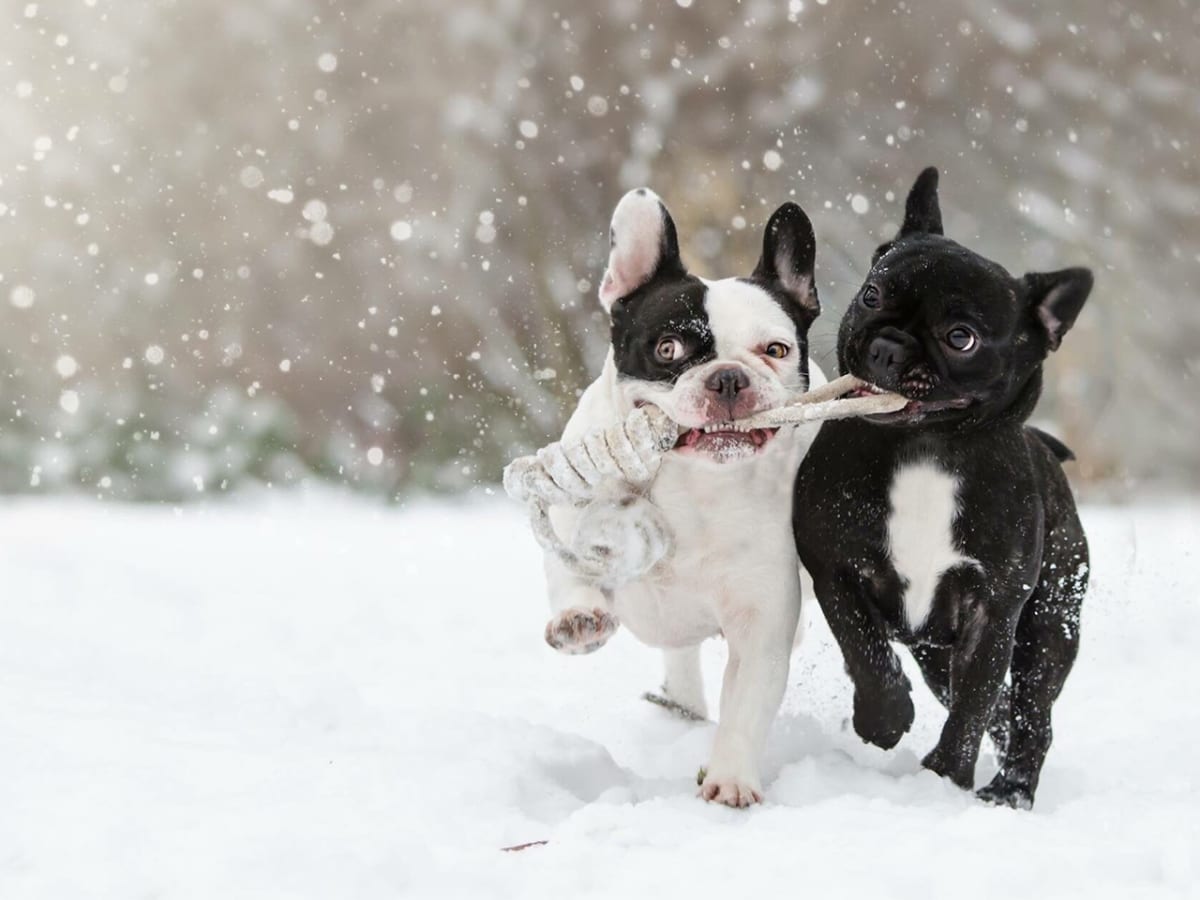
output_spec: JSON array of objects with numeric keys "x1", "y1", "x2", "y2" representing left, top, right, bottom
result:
[
  {"x1": 610, "y1": 274, "x2": 716, "y2": 384},
  {"x1": 743, "y1": 201, "x2": 821, "y2": 378},
  {"x1": 1029, "y1": 427, "x2": 1075, "y2": 463},
  {"x1": 794, "y1": 167, "x2": 1093, "y2": 809}
]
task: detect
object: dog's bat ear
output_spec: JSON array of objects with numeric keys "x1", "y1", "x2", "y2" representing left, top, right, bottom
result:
[
  {"x1": 1023, "y1": 267, "x2": 1093, "y2": 352},
  {"x1": 753, "y1": 202, "x2": 819, "y2": 317},
  {"x1": 898, "y1": 166, "x2": 944, "y2": 238},
  {"x1": 598, "y1": 188, "x2": 685, "y2": 312}
]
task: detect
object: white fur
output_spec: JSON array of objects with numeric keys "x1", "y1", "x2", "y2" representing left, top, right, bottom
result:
[
  {"x1": 886, "y1": 460, "x2": 979, "y2": 630},
  {"x1": 704, "y1": 278, "x2": 806, "y2": 373},
  {"x1": 544, "y1": 330, "x2": 826, "y2": 805},
  {"x1": 598, "y1": 189, "x2": 667, "y2": 311}
]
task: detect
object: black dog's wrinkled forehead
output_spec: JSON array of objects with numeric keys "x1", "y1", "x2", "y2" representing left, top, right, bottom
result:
[
  {"x1": 610, "y1": 274, "x2": 715, "y2": 382},
  {"x1": 870, "y1": 236, "x2": 1021, "y2": 327}
]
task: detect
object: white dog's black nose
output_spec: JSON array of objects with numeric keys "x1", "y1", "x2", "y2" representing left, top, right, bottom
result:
[{"x1": 706, "y1": 367, "x2": 750, "y2": 402}]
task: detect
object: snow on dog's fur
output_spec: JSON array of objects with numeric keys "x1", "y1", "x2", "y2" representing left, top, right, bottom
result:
[{"x1": 540, "y1": 188, "x2": 826, "y2": 806}]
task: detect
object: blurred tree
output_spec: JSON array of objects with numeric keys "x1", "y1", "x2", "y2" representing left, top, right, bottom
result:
[{"x1": 0, "y1": 0, "x2": 1195, "y2": 499}]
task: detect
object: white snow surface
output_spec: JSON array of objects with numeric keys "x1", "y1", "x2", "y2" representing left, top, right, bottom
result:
[{"x1": 0, "y1": 495, "x2": 1197, "y2": 898}]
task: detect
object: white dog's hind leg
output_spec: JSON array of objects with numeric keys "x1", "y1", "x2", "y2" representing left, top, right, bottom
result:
[{"x1": 643, "y1": 646, "x2": 708, "y2": 720}]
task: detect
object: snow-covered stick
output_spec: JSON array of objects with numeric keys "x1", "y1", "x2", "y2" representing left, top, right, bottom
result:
[
  {"x1": 731, "y1": 374, "x2": 908, "y2": 429},
  {"x1": 503, "y1": 375, "x2": 907, "y2": 582}
]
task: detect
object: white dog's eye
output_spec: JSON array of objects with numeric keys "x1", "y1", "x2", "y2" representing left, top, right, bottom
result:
[
  {"x1": 655, "y1": 336, "x2": 685, "y2": 362},
  {"x1": 945, "y1": 326, "x2": 978, "y2": 352},
  {"x1": 763, "y1": 342, "x2": 790, "y2": 360}
]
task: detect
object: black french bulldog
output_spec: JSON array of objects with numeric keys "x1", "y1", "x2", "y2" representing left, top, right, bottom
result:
[{"x1": 794, "y1": 167, "x2": 1093, "y2": 809}]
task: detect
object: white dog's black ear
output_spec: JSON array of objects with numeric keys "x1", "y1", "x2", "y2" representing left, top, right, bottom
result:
[
  {"x1": 598, "y1": 188, "x2": 684, "y2": 312},
  {"x1": 898, "y1": 166, "x2": 944, "y2": 238},
  {"x1": 1023, "y1": 267, "x2": 1093, "y2": 352},
  {"x1": 752, "y1": 202, "x2": 819, "y2": 317}
]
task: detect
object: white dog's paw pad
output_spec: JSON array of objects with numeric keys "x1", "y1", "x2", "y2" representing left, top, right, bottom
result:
[
  {"x1": 698, "y1": 772, "x2": 763, "y2": 808},
  {"x1": 544, "y1": 608, "x2": 618, "y2": 655}
]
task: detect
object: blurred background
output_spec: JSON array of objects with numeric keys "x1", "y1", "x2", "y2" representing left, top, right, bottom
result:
[{"x1": 1, "y1": 0, "x2": 1196, "y2": 502}]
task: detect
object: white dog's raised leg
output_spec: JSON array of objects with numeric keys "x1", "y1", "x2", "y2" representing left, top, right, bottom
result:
[
  {"x1": 542, "y1": 495, "x2": 673, "y2": 655},
  {"x1": 543, "y1": 558, "x2": 619, "y2": 655},
  {"x1": 700, "y1": 599, "x2": 800, "y2": 807},
  {"x1": 644, "y1": 645, "x2": 708, "y2": 720}
]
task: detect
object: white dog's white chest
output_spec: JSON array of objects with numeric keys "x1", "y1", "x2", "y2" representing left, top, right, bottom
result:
[
  {"x1": 885, "y1": 460, "x2": 977, "y2": 630},
  {"x1": 611, "y1": 442, "x2": 802, "y2": 648}
]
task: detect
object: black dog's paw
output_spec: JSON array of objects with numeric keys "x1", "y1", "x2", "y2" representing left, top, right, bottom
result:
[
  {"x1": 852, "y1": 685, "x2": 914, "y2": 750},
  {"x1": 977, "y1": 775, "x2": 1034, "y2": 810},
  {"x1": 921, "y1": 746, "x2": 975, "y2": 790}
]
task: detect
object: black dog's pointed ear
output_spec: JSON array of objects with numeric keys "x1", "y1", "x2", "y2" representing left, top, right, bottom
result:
[
  {"x1": 598, "y1": 188, "x2": 685, "y2": 312},
  {"x1": 752, "y1": 202, "x2": 819, "y2": 317},
  {"x1": 1023, "y1": 267, "x2": 1093, "y2": 352},
  {"x1": 898, "y1": 166, "x2": 944, "y2": 238}
]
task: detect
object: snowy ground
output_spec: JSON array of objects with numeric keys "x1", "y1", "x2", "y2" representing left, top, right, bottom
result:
[{"x1": 0, "y1": 494, "x2": 1197, "y2": 899}]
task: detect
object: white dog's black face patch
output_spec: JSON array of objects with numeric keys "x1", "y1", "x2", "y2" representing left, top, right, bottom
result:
[
  {"x1": 597, "y1": 189, "x2": 822, "y2": 462},
  {"x1": 609, "y1": 274, "x2": 714, "y2": 384}
]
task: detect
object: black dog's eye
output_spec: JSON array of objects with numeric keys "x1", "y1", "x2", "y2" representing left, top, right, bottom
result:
[
  {"x1": 860, "y1": 285, "x2": 881, "y2": 310},
  {"x1": 945, "y1": 326, "x2": 978, "y2": 352},
  {"x1": 763, "y1": 342, "x2": 790, "y2": 360},
  {"x1": 655, "y1": 336, "x2": 686, "y2": 363}
]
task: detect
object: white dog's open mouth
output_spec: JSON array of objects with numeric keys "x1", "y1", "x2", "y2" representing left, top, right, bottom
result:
[{"x1": 674, "y1": 425, "x2": 779, "y2": 459}]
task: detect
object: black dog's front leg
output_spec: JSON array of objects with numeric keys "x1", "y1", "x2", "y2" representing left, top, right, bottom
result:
[
  {"x1": 815, "y1": 568, "x2": 914, "y2": 750},
  {"x1": 922, "y1": 584, "x2": 1019, "y2": 789}
]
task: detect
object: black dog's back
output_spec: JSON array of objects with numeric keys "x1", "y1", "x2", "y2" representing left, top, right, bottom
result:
[{"x1": 1028, "y1": 427, "x2": 1075, "y2": 463}]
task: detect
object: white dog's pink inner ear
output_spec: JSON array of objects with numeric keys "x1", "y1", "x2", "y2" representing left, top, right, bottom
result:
[
  {"x1": 599, "y1": 190, "x2": 667, "y2": 310},
  {"x1": 600, "y1": 243, "x2": 658, "y2": 306}
]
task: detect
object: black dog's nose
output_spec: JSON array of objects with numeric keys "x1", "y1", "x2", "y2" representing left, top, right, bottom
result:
[
  {"x1": 705, "y1": 367, "x2": 750, "y2": 402},
  {"x1": 867, "y1": 333, "x2": 914, "y2": 380}
]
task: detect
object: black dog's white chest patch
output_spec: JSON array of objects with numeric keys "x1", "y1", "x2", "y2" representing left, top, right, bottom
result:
[{"x1": 885, "y1": 459, "x2": 980, "y2": 630}]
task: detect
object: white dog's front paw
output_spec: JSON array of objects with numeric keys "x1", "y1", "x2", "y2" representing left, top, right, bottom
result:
[
  {"x1": 698, "y1": 769, "x2": 763, "y2": 808},
  {"x1": 544, "y1": 607, "x2": 618, "y2": 655}
]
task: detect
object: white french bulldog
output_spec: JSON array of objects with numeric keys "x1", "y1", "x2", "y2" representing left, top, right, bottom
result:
[{"x1": 539, "y1": 188, "x2": 827, "y2": 806}]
